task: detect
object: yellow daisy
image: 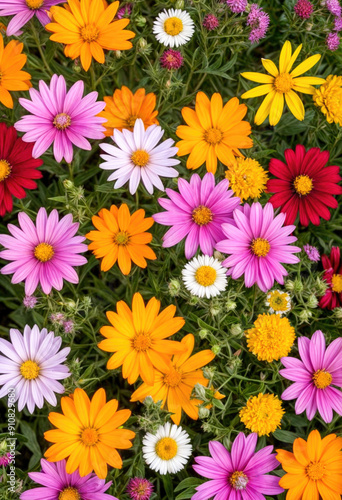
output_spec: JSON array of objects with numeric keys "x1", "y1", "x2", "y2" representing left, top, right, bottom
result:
[
  {"x1": 241, "y1": 40, "x2": 325, "y2": 126},
  {"x1": 239, "y1": 393, "x2": 284, "y2": 436}
]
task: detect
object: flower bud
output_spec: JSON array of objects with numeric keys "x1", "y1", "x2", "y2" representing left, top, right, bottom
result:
[
  {"x1": 214, "y1": 250, "x2": 224, "y2": 261},
  {"x1": 333, "y1": 307, "x2": 342, "y2": 319},
  {"x1": 198, "y1": 407, "x2": 211, "y2": 419},
  {"x1": 298, "y1": 309, "x2": 312, "y2": 323},
  {"x1": 168, "y1": 278, "x2": 181, "y2": 297},
  {"x1": 316, "y1": 277, "x2": 328, "y2": 296},
  {"x1": 175, "y1": 0, "x2": 184, "y2": 8},
  {"x1": 63, "y1": 179, "x2": 74, "y2": 190},
  {"x1": 115, "y1": 50, "x2": 121, "y2": 59},
  {"x1": 210, "y1": 304, "x2": 221, "y2": 316},
  {"x1": 226, "y1": 299, "x2": 237, "y2": 311},
  {"x1": 143, "y1": 396, "x2": 154, "y2": 407},
  {"x1": 231, "y1": 324, "x2": 243, "y2": 336},
  {"x1": 212, "y1": 345, "x2": 221, "y2": 355},
  {"x1": 199, "y1": 328, "x2": 209, "y2": 339},
  {"x1": 135, "y1": 15, "x2": 147, "y2": 27},
  {"x1": 306, "y1": 294, "x2": 318, "y2": 308},
  {"x1": 194, "y1": 383, "x2": 206, "y2": 399}
]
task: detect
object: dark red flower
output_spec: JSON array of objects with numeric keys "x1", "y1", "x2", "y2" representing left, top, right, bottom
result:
[
  {"x1": 319, "y1": 247, "x2": 342, "y2": 310},
  {"x1": 0, "y1": 123, "x2": 43, "y2": 216},
  {"x1": 267, "y1": 145, "x2": 342, "y2": 226}
]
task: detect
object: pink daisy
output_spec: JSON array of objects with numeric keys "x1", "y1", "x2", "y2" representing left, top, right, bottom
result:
[
  {"x1": 280, "y1": 330, "x2": 342, "y2": 423},
  {"x1": 216, "y1": 202, "x2": 301, "y2": 292},
  {"x1": 0, "y1": 208, "x2": 87, "y2": 295},
  {"x1": 0, "y1": 0, "x2": 62, "y2": 36},
  {"x1": 192, "y1": 433, "x2": 283, "y2": 500},
  {"x1": 15, "y1": 74, "x2": 106, "y2": 163},
  {"x1": 153, "y1": 172, "x2": 240, "y2": 259}
]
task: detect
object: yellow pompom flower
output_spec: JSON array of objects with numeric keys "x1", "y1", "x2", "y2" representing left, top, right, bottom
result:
[
  {"x1": 241, "y1": 40, "x2": 325, "y2": 126},
  {"x1": 225, "y1": 157, "x2": 268, "y2": 201},
  {"x1": 46, "y1": 0, "x2": 135, "y2": 71},
  {"x1": 246, "y1": 313, "x2": 295, "y2": 362},
  {"x1": 240, "y1": 393, "x2": 284, "y2": 436},
  {"x1": 313, "y1": 75, "x2": 342, "y2": 126}
]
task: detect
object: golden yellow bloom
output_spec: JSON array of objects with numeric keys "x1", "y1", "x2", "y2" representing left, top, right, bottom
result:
[
  {"x1": 131, "y1": 333, "x2": 215, "y2": 424},
  {"x1": 99, "y1": 292, "x2": 186, "y2": 385},
  {"x1": 246, "y1": 313, "x2": 295, "y2": 362},
  {"x1": 241, "y1": 40, "x2": 325, "y2": 126},
  {"x1": 99, "y1": 86, "x2": 159, "y2": 136},
  {"x1": 46, "y1": 0, "x2": 135, "y2": 71},
  {"x1": 44, "y1": 388, "x2": 135, "y2": 479},
  {"x1": 225, "y1": 157, "x2": 268, "y2": 201},
  {"x1": 313, "y1": 75, "x2": 342, "y2": 126},
  {"x1": 277, "y1": 430, "x2": 342, "y2": 500},
  {"x1": 0, "y1": 34, "x2": 31, "y2": 109},
  {"x1": 176, "y1": 92, "x2": 253, "y2": 174},
  {"x1": 86, "y1": 204, "x2": 156, "y2": 276},
  {"x1": 239, "y1": 393, "x2": 284, "y2": 436}
]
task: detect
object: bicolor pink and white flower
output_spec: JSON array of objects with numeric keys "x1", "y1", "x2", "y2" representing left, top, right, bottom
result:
[
  {"x1": 15, "y1": 74, "x2": 106, "y2": 163},
  {"x1": 0, "y1": 325, "x2": 70, "y2": 414}
]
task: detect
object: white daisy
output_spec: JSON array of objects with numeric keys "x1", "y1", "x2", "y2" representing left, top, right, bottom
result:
[
  {"x1": 142, "y1": 422, "x2": 192, "y2": 475},
  {"x1": 153, "y1": 9, "x2": 195, "y2": 48},
  {"x1": 265, "y1": 289, "x2": 291, "y2": 315},
  {"x1": 182, "y1": 255, "x2": 228, "y2": 298},
  {"x1": 99, "y1": 118, "x2": 180, "y2": 195}
]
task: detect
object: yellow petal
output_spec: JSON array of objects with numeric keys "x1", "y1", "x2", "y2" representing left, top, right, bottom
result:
[
  {"x1": 241, "y1": 72, "x2": 274, "y2": 84},
  {"x1": 269, "y1": 92, "x2": 284, "y2": 126},
  {"x1": 254, "y1": 90, "x2": 276, "y2": 125},
  {"x1": 293, "y1": 76, "x2": 326, "y2": 86},
  {"x1": 279, "y1": 40, "x2": 292, "y2": 74},
  {"x1": 285, "y1": 90, "x2": 305, "y2": 121},
  {"x1": 291, "y1": 54, "x2": 321, "y2": 78},
  {"x1": 241, "y1": 84, "x2": 274, "y2": 99},
  {"x1": 261, "y1": 58, "x2": 279, "y2": 77},
  {"x1": 286, "y1": 43, "x2": 302, "y2": 73}
]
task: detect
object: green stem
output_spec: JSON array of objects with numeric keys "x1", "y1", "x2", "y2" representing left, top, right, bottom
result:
[{"x1": 31, "y1": 21, "x2": 53, "y2": 77}]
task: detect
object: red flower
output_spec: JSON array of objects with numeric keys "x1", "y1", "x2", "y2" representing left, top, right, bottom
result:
[
  {"x1": 0, "y1": 123, "x2": 43, "y2": 216},
  {"x1": 319, "y1": 247, "x2": 342, "y2": 310},
  {"x1": 267, "y1": 145, "x2": 342, "y2": 226}
]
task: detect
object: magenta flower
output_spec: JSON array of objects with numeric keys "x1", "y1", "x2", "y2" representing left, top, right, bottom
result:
[
  {"x1": 0, "y1": 325, "x2": 70, "y2": 413},
  {"x1": 0, "y1": 0, "x2": 62, "y2": 36},
  {"x1": 20, "y1": 459, "x2": 118, "y2": 500},
  {"x1": 216, "y1": 202, "x2": 300, "y2": 292},
  {"x1": 247, "y1": 4, "x2": 270, "y2": 43},
  {"x1": 160, "y1": 49, "x2": 184, "y2": 69},
  {"x1": 15, "y1": 74, "x2": 106, "y2": 163},
  {"x1": 303, "y1": 244, "x2": 320, "y2": 262},
  {"x1": 153, "y1": 172, "x2": 240, "y2": 259},
  {"x1": 0, "y1": 208, "x2": 87, "y2": 295},
  {"x1": 326, "y1": 0, "x2": 342, "y2": 16},
  {"x1": 280, "y1": 330, "x2": 342, "y2": 423},
  {"x1": 126, "y1": 477, "x2": 154, "y2": 500},
  {"x1": 203, "y1": 14, "x2": 219, "y2": 31},
  {"x1": 294, "y1": 0, "x2": 314, "y2": 19},
  {"x1": 192, "y1": 433, "x2": 283, "y2": 500},
  {"x1": 0, "y1": 452, "x2": 11, "y2": 467},
  {"x1": 326, "y1": 32, "x2": 340, "y2": 51},
  {"x1": 226, "y1": 0, "x2": 247, "y2": 14}
]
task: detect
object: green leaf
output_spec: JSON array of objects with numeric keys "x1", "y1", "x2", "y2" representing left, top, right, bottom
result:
[
  {"x1": 273, "y1": 429, "x2": 299, "y2": 444},
  {"x1": 20, "y1": 421, "x2": 42, "y2": 469}
]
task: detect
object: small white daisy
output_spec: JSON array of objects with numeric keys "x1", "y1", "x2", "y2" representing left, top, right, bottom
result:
[
  {"x1": 153, "y1": 9, "x2": 195, "y2": 48},
  {"x1": 142, "y1": 422, "x2": 192, "y2": 475},
  {"x1": 266, "y1": 289, "x2": 291, "y2": 315},
  {"x1": 182, "y1": 255, "x2": 228, "y2": 298},
  {"x1": 99, "y1": 118, "x2": 180, "y2": 195}
]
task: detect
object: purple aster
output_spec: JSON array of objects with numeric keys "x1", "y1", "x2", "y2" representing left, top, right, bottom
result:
[
  {"x1": 326, "y1": 0, "x2": 342, "y2": 16},
  {"x1": 203, "y1": 14, "x2": 219, "y2": 31},
  {"x1": 20, "y1": 459, "x2": 118, "y2": 500},
  {"x1": 192, "y1": 433, "x2": 283, "y2": 500},
  {"x1": 117, "y1": 3, "x2": 132, "y2": 19},
  {"x1": 0, "y1": 452, "x2": 11, "y2": 467},
  {"x1": 126, "y1": 477, "x2": 154, "y2": 500},
  {"x1": 334, "y1": 16, "x2": 342, "y2": 30},
  {"x1": 153, "y1": 172, "x2": 240, "y2": 259},
  {"x1": 15, "y1": 74, "x2": 106, "y2": 163},
  {"x1": 0, "y1": 208, "x2": 87, "y2": 295},
  {"x1": 0, "y1": 325, "x2": 70, "y2": 414},
  {"x1": 247, "y1": 4, "x2": 270, "y2": 42},
  {"x1": 216, "y1": 202, "x2": 301, "y2": 292},
  {"x1": 63, "y1": 320, "x2": 74, "y2": 333},
  {"x1": 326, "y1": 31, "x2": 340, "y2": 50},
  {"x1": 303, "y1": 244, "x2": 320, "y2": 262},
  {"x1": 226, "y1": 0, "x2": 247, "y2": 14},
  {"x1": 280, "y1": 330, "x2": 342, "y2": 423},
  {"x1": 0, "y1": 0, "x2": 62, "y2": 36},
  {"x1": 160, "y1": 49, "x2": 184, "y2": 69},
  {"x1": 23, "y1": 295, "x2": 38, "y2": 309}
]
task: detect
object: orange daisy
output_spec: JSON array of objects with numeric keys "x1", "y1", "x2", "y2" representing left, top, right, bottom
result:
[
  {"x1": 99, "y1": 86, "x2": 159, "y2": 137},
  {"x1": 176, "y1": 92, "x2": 253, "y2": 174},
  {"x1": 86, "y1": 204, "x2": 156, "y2": 275},
  {"x1": 46, "y1": 0, "x2": 135, "y2": 71},
  {"x1": 131, "y1": 333, "x2": 215, "y2": 424},
  {"x1": 0, "y1": 34, "x2": 31, "y2": 108},
  {"x1": 276, "y1": 429, "x2": 342, "y2": 500},
  {"x1": 98, "y1": 292, "x2": 186, "y2": 385},
  {"x1": 44, "y1": 388, "x2": 135, "y2": 479}
]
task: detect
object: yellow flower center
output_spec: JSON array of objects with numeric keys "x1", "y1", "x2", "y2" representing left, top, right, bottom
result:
[
  {"x1": 274, "y1": 73, "x2": 293, "y2": 93},
  {"x1": 313, "y1": 369, "x2": 332, "y2": 389},
  {"x1": 25, "y1": 0, "x2": 43, "y2": 9},
  {"x1": 81, "y1": 24, "x2": 100, "y2": 42},
  {"x1": 155, "y1": 437, "x2": 178, "y2": 460},
  {"x1": 192, "y1": 205, "x2": 213, "y2": 226},
  {"x1": 293, "y1": 175, "x2": 313, "y2": 196},
  {"x1": 268, "y1": 291, "x2": 290, "y2": 312},
  {"x1": 229, "y1": 471, "x2": 249, "y2": 490},
  {"x1": 204, "y1": 127, "x2": 223, "y2": 145},
  {"x1": 20, "y1": 360, "x2": 40, "y2": 380},
  {"x1": 126, "y1": 115, "x2": 138, "y2": 128},
  {"x1": 251, "y1": 238, "x2": 270, "y2": 257},
  {"x1": 132, "y1": 332, "x2": 152, "y2": 352},
  {"x1": 331, "y1": 274, "x2": 342, "y2": 293},
  {"x1": 0, "y1": 159, "x2": 11, "y2": 182},
  {"x1": 81, "y1": 427, "x2": 99, "y2": 446},
  {"x1": 58, "y1": 488, "x2": 81, "y2": 500},
  {"x1": 306, "y1": 461, "x2": 325, "y2": 481},
  {"x1": 114, "y1": 231, "x2": 130, "y2": 246},
  {"x1": 225, "y1": 158, "x2": 268, "y2": 202},
  {"x1": 164, "y1": 17, "x2": 183, "y2": 36},
  {"x1": 34, "y1": 243, "x2": 54, "y2": 262},
  {"x1": 131, "y1": 150, "x2": 150, "y2": 167},
  {"x1": 195, "y1": 265, "x2": 217, "y2": 287},
  {"x1": 163, "y1": 366, "x2": 182, "y2": 387},
  {"x1": 53, "y1": 113, "x2": 71, "y2": 130}
]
